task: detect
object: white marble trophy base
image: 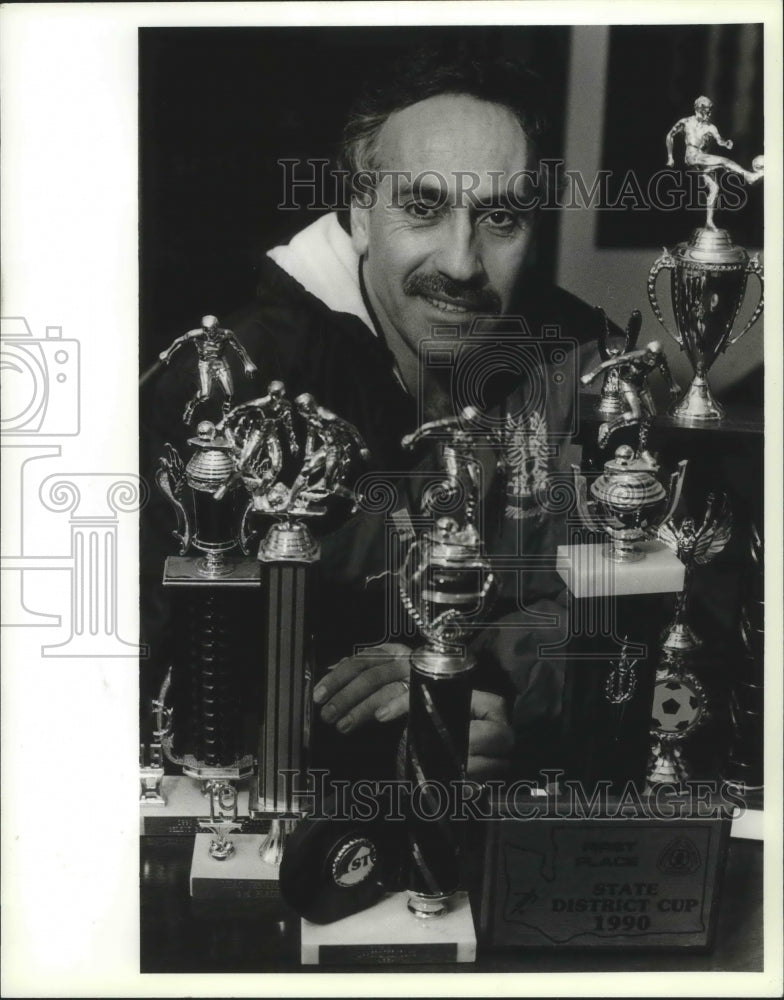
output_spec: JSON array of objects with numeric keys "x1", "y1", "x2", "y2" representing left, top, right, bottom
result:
[
  {"x1": 140, "y1": 776, "x2": 252, "y2": 835},
  {"x1": 189, "y1": 833, "x2": 280, "y2": 900},
  {"x1": 300, "y1": 890, "x2": 476, "y2": 965},
  {"x1": 556, "y1": 540, "x2": 685, "y2": 597}
]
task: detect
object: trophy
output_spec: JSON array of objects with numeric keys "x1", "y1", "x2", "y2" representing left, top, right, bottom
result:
[
  {"x1": 647, "y1": 656, "x2": 709, "y2": 787},
  {"x1": 281, "y1": 411, "x2": 491, "y2": 963},
  {"x1": 573, "y1": 445, "x2": 687, "y2": 563},
  {"x1": 589, "y1": 308, "x2": 643, "y2": 416},
  {"x1": 151, "y1": 418, "x2": 260, "y2": 866},
  {"x1": 648, "y1": 96, "x2": 764, "y2": 423},
  {"x1": 154, "y1": 420, "x2": 257, "y2": 783},
  {"x1": 647, "y1": 495, "x2": 731, "y2": 788},
  {"x1": 399, "y1": 411, "x2": 497, "y2": 923},
  {"x1": 657, "y1": 493, "x2": 732, "y2": 653},
  {"x1": 241, "y1": 390, "x2": 370, "y2": 864}
]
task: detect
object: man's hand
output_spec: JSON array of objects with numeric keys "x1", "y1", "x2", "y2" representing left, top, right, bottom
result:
[
  {"x1": 313, "y1": 643, "x2": 411, "y2": 733},
  {"x1": 666, "y1": 157, "x2": 675, "y2": 168},
  {"x1": 467, "y1": 690, "x2": 514, "y2": 780},
  {"x1": 314, "y1": 646, "x2": 514, "y2": 778},
  {"x1": 244, "y1": 361, "x2": 257, "y2": 375}
]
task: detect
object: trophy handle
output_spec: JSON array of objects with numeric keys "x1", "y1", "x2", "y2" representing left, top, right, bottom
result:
[
  {"x1": 238, "y1": 496, "x2": 258, "y2": 555},
  {"x1": 661, "y1": 459, "x2": 689, "y2": 526},
  {"x1": 571, "y1": 464, "x2": 602, "y2": 533},
  {"x1": 728, "y1": 255, "x2": 764, "y2": 346},
  {"x1": 647, "y1": 249, "x2": 681, "y2": 346},
  {"x1": 152, "y1": 666, "x2": 185, "y2": 767},
  {"x1": 155, "y1": 447, "x2": 191, "y2": 555}
]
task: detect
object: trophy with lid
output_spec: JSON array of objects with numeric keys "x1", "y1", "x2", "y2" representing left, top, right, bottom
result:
[
  {"x1": 576, "y1": 344, "x2": 687, "y2": 564},
  {"x1": 282, "y1": 408, "x2": 491, "y2": 963},
  {"x1": 647, "y1": 96, "x2": 764, "y2": 423},
  {"x1": 153, "y1": 418, "x2": 259, "y2": 862},
  {"x1": 572, "y1": 444, "x2": 687, "y2": 565}
]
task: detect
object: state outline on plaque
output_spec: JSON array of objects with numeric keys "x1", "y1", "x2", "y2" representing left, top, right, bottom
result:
[{"x1": 499, "y1": 823, "x2": 712, "y2": 944}]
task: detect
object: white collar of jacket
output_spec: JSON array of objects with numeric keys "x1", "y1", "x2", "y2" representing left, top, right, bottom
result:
[{"x1": 267, "y1": 213, "x2": 375, "y2": 335}]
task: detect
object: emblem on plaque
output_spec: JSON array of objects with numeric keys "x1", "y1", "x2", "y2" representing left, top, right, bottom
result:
[{"x1": 657, "y1": 836, "x2": 702, "y2": 876}]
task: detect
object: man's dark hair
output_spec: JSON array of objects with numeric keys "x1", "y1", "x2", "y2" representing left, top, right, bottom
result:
[{"x1": 339, "y1": 41, "x2": 553, "y2": 199}]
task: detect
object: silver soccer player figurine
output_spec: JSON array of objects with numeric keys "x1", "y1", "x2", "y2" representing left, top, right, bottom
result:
[
  {"x1": 581, "y1": 341, "x2": 680, "y2": 465},
  {"x1": 665, "y1": 96, "x2": 763, "y2": 232},
  {"x1": 159, "y1": 314, "x2": 257, "y2": 424}
]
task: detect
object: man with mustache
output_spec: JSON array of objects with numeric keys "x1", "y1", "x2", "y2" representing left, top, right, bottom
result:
[{"x1": 143, "y1": 43, "x2": 601, "y2": 782}]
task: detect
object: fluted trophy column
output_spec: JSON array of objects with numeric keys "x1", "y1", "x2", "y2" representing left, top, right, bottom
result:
[{"x1": 239, "y1": 390, "x2": 370, "y2": 864}]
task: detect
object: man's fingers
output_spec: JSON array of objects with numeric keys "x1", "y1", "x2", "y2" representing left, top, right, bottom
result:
[
  {"x1": 374, "y1": 683, "x2": 410, "y2": 723},
  {"x1": 469, "y1": 718, "x2": 514, "y2": 758},
  {"x1": 313, "y1": 656, "x2": 367, "y2": 704},
  {"x1": 470, "y1": 689, "x2": 509, "y2": 725},
  {"x1": 467, "y1": 691, "x2": 514, "y2": 779},
  {"x1": 320, "y1": 662, "x2": 409, "y2": 725},
  {"x1": 330, "y1": 680, "x2": 410, "y2": 733},
  {"x1": 313, "y1": 643, "x2": 409, "y2": 704}
]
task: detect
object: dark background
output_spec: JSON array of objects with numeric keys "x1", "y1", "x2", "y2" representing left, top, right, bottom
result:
[{"x1": 139, "y1": 25, "x2": 571, "y2": 371}]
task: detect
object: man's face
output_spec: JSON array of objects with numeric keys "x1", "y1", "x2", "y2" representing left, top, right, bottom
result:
[
  {"x1": 695, "y1": 103, "x2": 712, "y2": 123},
  {"x1": 350, "y1": 94, "x2": 538, "y2": 360}
]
